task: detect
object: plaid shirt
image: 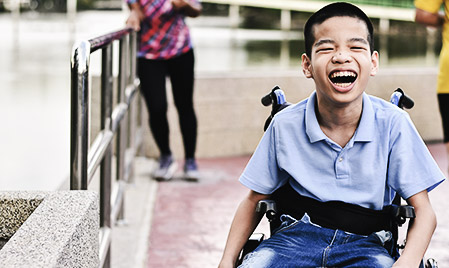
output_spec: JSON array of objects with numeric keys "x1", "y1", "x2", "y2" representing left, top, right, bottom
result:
[{"x1": 127, "y1": 0, "x2": 197, "y2": 59}]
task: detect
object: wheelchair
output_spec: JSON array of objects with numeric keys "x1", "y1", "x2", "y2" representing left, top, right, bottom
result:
[{"x1": 237, "y1": 86, "x2": 438, "y2": 268}]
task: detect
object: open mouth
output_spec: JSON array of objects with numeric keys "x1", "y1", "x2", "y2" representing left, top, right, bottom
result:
[{"x1": 329, "y1": 71, "x2": 357, "y2": 88}]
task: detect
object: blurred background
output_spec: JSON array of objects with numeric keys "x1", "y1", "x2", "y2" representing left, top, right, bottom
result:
[
  {"x1": 2, "y1": 1, "x2": 449, "y2": 267},
  {"x1": 0, "y1": 0, "x2": 441, "y2": 190}
]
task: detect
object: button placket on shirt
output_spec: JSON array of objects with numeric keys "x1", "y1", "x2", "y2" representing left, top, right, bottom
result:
[
  {"x1": 335, "y1": 148, "x2": 350, "y2": 180},
  {"x1": 325, "y1": 139, "x2": 351, "y2": 180}
]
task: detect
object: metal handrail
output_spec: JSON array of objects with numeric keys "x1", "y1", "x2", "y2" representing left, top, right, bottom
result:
[{"x1": 70, "y1": 27, "x2": 144, "y2": 268}]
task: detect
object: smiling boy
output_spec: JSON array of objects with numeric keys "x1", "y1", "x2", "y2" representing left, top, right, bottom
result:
[
  {"x1": 218, "y1": 2, "x2": 445, "y2": 268},
  {"x1": 302, "y1": 14, "x2": 378, "y2": 148}
]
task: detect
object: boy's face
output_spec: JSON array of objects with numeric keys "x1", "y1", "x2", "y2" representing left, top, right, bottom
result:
[{"x1": 301, "y1": 16, "x2": 378, "y2": 108}]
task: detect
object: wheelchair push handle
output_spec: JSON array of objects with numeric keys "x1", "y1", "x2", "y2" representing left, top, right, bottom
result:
[
  {"x1": 261, "y1": 91, "x2": 275, "y2": 106},
  {"x1": 261, "y1": 85, "x2": 287, "y2": 107},
  {"x1": 262, "y1": 85, "x2": 291, "y2": 131},
  {"x1": 390, "y1": 88, "x2": 414, "y2": 109}
]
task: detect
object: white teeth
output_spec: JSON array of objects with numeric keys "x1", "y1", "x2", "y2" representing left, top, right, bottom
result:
[
  {"x1": 334, "y1": 82, "x2": 352, "y2": 87},
  {"x1": 330, "y1": 71, "x2": 356, "y2": 78}
]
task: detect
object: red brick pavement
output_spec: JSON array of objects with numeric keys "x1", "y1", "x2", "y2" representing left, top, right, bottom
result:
[
  {"x1": 146, "y1": 144, "x2": 449, "y2": 268},
  {"x1": 146, "y1": 156, "x2": 253, "y2": 268}
]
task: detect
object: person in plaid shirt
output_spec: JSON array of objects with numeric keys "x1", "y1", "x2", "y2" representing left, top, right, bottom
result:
[{"x1": 126, "y1": 0, "x2": 202, "y2": 181}]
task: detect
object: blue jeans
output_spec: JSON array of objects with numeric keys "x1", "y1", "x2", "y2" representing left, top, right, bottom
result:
[{"x1": 239, "y1": 214, "x2": 395, "y2": 268}]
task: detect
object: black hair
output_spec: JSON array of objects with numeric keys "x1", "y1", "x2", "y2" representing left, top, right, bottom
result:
[{"x1": 304, "y1": 2, "x2": 374, "y2": 58}]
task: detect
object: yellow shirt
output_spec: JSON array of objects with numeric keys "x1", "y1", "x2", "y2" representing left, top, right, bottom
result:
[{"x1": 415, "y1": 0, "x2": 449, "y2": 93}]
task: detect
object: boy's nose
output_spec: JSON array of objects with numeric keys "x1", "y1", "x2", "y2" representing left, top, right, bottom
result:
[{"x1": 332, "y1": 52, "x2": 351, "y2": 63}]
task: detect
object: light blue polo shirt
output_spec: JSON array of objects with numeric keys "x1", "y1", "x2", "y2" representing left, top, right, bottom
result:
[{"x1": 240, "y1": 92, "x2": 445, "y2": 210}]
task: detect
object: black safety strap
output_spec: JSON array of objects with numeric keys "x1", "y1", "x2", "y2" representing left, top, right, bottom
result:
[{"x1": 271, "y1": 184, "x2": 400, "y2": 236}]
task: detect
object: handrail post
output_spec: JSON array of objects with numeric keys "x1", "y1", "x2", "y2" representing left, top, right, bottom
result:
[
  {"x1": 116, "y1": 36, "x2": 129, "y2": 221},
  {"x1": 129, "y1": 33, "x2": 137, "y2": 149},
  {"x1": 130, "y1": 32, "x2": 137, "y2": 84},
  {"x1": 129, "y1": 32, "x2": 145, "y2": 154},
  {"x1": 117, "y1": 37, "x2": 128, "y2": 183},
  {"x1": 127, "y1": 31, "x2": 139, "y2": 183},
  {"x1": 99, "y1": 45, "x2": 113, "y2": 268},
  {"x1": 70, "y1": 40, "x2": 91, "y2": 191}
]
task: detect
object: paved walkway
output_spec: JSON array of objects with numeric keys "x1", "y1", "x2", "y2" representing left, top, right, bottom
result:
[{"x1": 112, "y1": 143, "x2": 449, "y2": 268}]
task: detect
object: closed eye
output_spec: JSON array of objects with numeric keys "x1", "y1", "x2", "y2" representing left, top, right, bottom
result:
[
  {"x1": 316, "y1": 47, "x2": 334, "y2": 53},
  {"x1": 351, "y1": 46, "x2": 367, "y2": 51}
]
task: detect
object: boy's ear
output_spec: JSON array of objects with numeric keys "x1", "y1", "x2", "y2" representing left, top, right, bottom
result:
[
  {"x1": 301, "y1": 53, "x2": 313, "y2": 78},
  {"x1": 370, "y1": 51, "x2": 379, "y2": 76}
]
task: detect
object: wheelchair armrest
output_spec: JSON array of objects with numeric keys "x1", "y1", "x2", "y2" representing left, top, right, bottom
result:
[
  {"x1": 237, "y1": 233, "x2": 265, "y2": 265},
  {"x1": 237, "y1": 199, "x2": 279, "y2": 264},
  {"x1": 256, "y1": 200, "x2": 277, "y2": 222},
  {"x1": 388, "y1": 204, "x2": 416, "y2": 226}
]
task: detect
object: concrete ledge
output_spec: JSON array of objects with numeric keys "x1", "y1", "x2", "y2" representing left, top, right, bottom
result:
[
  {"x1": 0, "y1": 191, "x2": 99, "y2": 268},
  {"x1": 0, "y1": 192, "x2": 45, "y2": 240}
]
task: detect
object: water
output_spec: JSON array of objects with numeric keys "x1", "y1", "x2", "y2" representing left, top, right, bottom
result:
[
  {"x1": 0, "y1": 10, "x2": 442, "y2": 190},
  {"x1": 0, "y1": 11, "x2": 126, "y2": 190},
  {"x1": 190, "y1": 16, "x2": 441, "y2": 72}
]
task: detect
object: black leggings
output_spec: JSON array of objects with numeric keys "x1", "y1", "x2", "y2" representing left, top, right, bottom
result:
[
  {"x1": 438, "y1": 93, "x2": 449, "y2": 143},
  {"x1": 138, "y1": 49, "x2": 197, "y2": 159}
]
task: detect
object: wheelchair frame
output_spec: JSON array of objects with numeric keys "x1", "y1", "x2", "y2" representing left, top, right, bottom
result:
[{"x1": 237, "y1": 86, "x2": 438, "y2": 268}]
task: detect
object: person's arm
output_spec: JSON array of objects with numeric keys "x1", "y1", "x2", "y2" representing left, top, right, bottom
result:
[
  {"x1": 392, "y1": 190, "x2": 436, "y2": 267},
  {"x1": 126, "y1": 2, "x2": 145, "y2": 31},
  {"x1": 218, "y1": 190, "x2": 270, "y2": 268},
  {"x1": 415, "y1": 7, "x2": 445, "y2": 27},
  {"x1": 171, "y1": 0, "x2": 202, "y2": 17}
]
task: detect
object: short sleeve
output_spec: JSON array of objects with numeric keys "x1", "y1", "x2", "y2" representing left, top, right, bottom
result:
[
  {"x1": 415, "y1": 0, "x2": 443, "y2": 14},
  {"x1": 387, "y1": 112, "x2": 445, "y2": 200},
  {"x1": 239, "y1": 120, "x2": 289, "y2": 194}
]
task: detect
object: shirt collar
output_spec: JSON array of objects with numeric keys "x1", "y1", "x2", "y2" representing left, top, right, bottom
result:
[
  {"x1": 354, "y1": 93, "x2": 375, "y2": 142},
  {"x1": 305, "y1": 92, "x2": 375, "y2": 144},
  {"x1": 305, "y1": 92, "x2": 326, "y2": 143}
]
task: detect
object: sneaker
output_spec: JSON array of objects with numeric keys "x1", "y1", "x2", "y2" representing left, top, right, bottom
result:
[
  {"x1": 153, "y1": 154, "x2": 177, "y2": 181},
  {"x1": 183, "y1": 158, "x2": 200, "y2": 182}
]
